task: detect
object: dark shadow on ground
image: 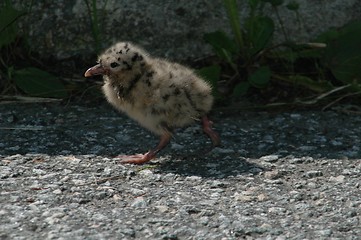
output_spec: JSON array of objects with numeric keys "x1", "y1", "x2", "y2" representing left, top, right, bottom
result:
[
  {"x1": 1, "y1": 102, "x2": 361, "y2": 179},
  {"x1": 155, "y1": 154, "x2": 263, "y2": 179}
]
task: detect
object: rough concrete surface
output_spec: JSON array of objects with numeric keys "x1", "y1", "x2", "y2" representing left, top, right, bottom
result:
[
  {"x1": 9, "y1": 0, "x2": 361, "y2": 60},
  {"x1": 0, "y1": 102, "x2": 360, "y2": 239}
]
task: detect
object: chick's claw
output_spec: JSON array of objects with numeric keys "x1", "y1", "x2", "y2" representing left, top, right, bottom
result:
[{"x1": 116, "y1": 153, "x2": 154, "y2": 164}]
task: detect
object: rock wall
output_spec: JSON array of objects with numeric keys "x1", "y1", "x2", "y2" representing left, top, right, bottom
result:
[{"x1": 10, "y1": 0, "x2": 361, "y2": 61}]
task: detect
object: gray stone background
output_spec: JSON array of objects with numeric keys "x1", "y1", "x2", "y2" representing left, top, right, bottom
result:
[{"x1": 12, "y1": 0, "x2": 361, "y2": 61}]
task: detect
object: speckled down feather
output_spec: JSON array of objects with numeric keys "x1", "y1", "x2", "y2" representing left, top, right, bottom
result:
[{"x1": 98, "y1": 42, "x2": 213, "y2": 136}]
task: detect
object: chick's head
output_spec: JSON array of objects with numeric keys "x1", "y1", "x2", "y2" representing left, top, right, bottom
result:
[{"x1": 85, "y1": 42, "x2": 147, "y2": 78}]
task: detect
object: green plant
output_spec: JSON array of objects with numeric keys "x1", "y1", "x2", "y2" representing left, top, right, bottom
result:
[
  {"x1": 84, "y1": 0, "x2": 109, "y2": 53},
  {"x1": 0, "y1": 2, "x2": 26, "y2": 49},
  {"x1": 199, "y1": 0, "x2": 291, "y2": 100},
  {"x1": 0, "y1": 1, "x2": 68, "y2": 99},
  {"x1": 318, "y1": 21, "x2": 361, "y2": 90},
  {"x1": 198, "y1": 0, "x2": 361, "y2": 105},
  {"x1": 273, "y1": 20, "x2": 361, "y2": 97}
]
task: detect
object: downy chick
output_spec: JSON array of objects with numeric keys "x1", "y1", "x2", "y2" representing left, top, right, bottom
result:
[{"x1": 84, "y1": 42, "x2": 220, "y2": 164}]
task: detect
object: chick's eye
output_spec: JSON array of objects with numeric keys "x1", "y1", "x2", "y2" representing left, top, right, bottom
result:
[{"x1": 110, "y1": 62, "x2": 120, "y2": 68}]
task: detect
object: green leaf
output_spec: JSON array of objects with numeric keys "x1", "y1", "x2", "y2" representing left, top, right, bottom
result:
[
  {"x1": 196, "y1": 65, "x2": 221, "y2": 98},
  {"x1": 204, "y1": 31, "x2": 239, "y2": 57},
  {"x1": 0, "y1": 5, "x2": 26, "y2": 48},
  {"x1": 316, "y1": 20, "x2": 361, "y2": 44},
  {"x1": 196, "y1": 65, "x2": 221, "y2": 84},
  {"x1": 339, "y1": 20, "x2": 361, "y2": 36},
  {"x1": 13, "y1": 67, "x2": 68, "y2": 98},
  {"x1": 245, "y1": 16, "x2": 274, "y2": 55},
  {"x1": 315, "y1": 28, "x2": 339, "y2": 43},
  {"x1": 322, "y1": 21, "x2": 361, "y2": 83},
  {"x1": 248, "y1": 66, "x2": 271, "y2": 88},
  {"x1": 204, "y1": 31, "x2": 239, "y2": 70},
  {"x1": 232, "y1": 81, "x2": 250, "y2": 97}
]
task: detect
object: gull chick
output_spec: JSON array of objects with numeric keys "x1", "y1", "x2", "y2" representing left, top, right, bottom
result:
[{"x1": 84, "y1": 42, "x2": 220, "y2": 164}]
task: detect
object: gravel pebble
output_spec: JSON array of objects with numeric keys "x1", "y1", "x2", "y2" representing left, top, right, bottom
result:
[{"x1": 0, "y1": 103, "x2": 361, "y2": 239}]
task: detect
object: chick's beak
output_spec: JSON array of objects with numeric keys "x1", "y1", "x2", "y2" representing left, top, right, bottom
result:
[{"x1": 84, "y1": 64, "x2": 106, "y2": 77}]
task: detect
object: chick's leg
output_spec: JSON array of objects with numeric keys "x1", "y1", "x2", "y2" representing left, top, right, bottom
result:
[
  {"x1": 202, "y1": 116, "x2": 221, "y2": 147},
  {"x1": 118, "y1": 133, "x2": 171, "y2": 164}
]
